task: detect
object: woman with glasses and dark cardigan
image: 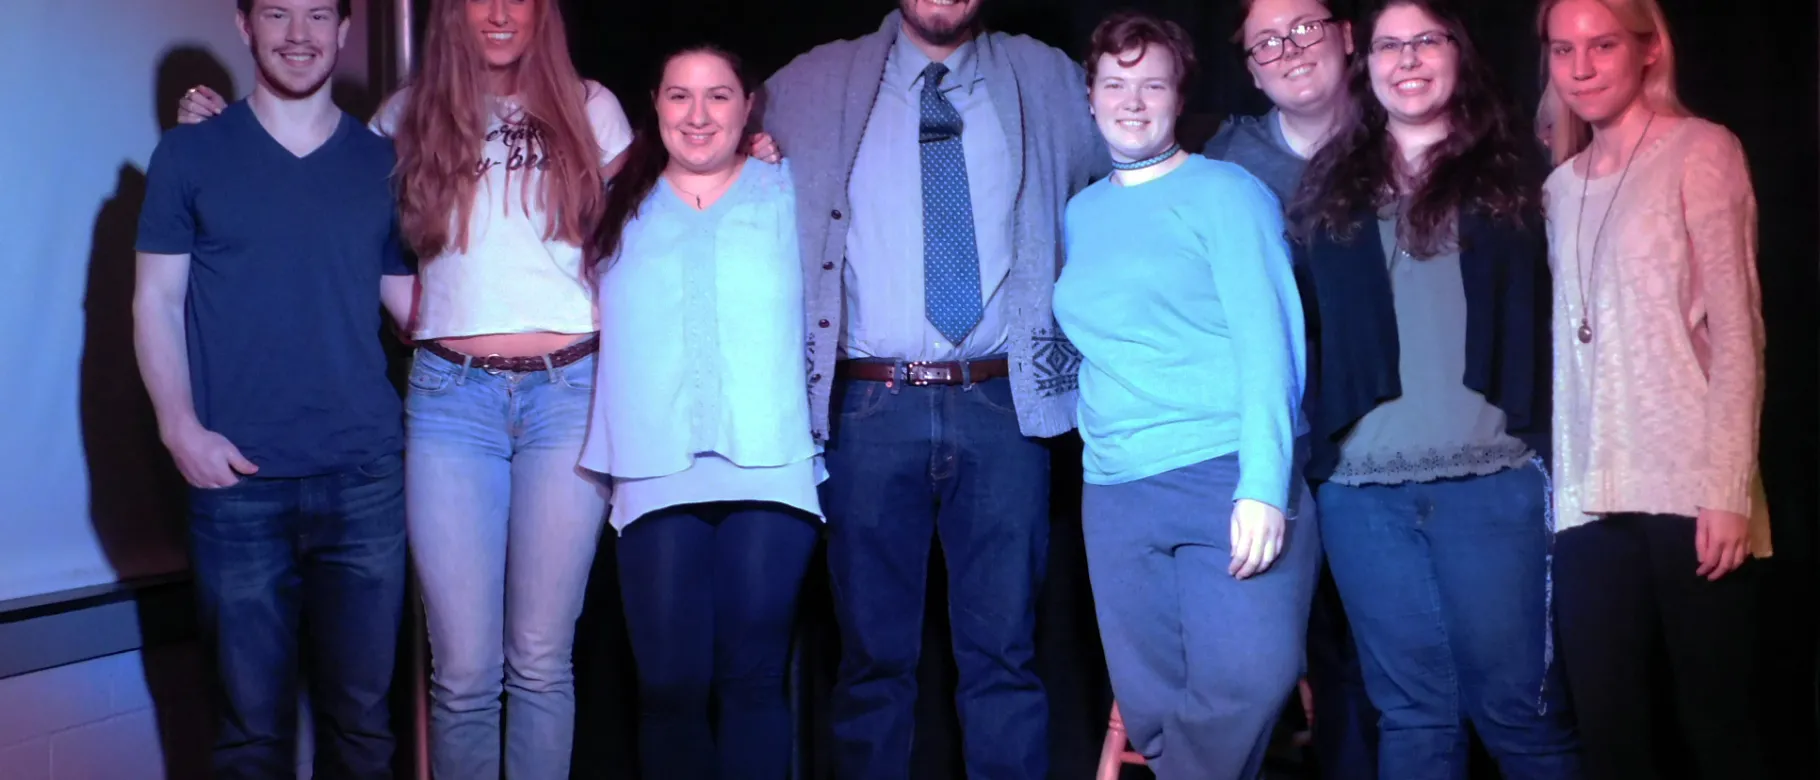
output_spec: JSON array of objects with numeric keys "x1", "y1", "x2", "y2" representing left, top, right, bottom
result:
[{"x1": 1288, "y1": 1, "x2": 1582, "y2": 778}]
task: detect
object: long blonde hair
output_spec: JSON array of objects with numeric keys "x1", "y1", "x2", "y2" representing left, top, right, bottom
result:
[
  {"x1": 1535, "y1": 0, "x2": 1688, "y2": 165},
  {"x1": 393, "y1": 0, "x2": 603, "y2": 259}
]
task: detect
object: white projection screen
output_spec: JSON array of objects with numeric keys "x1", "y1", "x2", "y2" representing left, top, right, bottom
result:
[{"x1": 0, "y1": 0, "x2": 389, "y2": 605}]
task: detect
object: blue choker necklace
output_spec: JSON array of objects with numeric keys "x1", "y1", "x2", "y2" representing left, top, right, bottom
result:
[{"x1": 1112, "y1": 143, "x2": 1181, "y2": 171}]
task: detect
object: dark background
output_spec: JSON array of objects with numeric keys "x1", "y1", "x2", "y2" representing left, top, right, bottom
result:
[{"x1": 405, "y1": 0, "x2": 1815, "y2": 777}]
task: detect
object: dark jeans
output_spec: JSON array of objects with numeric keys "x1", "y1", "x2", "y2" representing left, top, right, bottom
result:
[
  {"x1": 1306, "y1": 559, "x2": 1381, "y2": 780},
  {"x1": 1318, "y1": 463, "x2": 1582, "y2": 780},
  {"x1": 820, "y1": 376, "x2": 1050, "y2": 780},
  {"x1": 1554, "y1": 514, "x2": 1766, "y2": 780},
  {"x1": 188, "y1": 450, "x2": 408, "y2": 780},
  {"x1": 616, "y1": 501, "x2": 819, "y2": 780}
]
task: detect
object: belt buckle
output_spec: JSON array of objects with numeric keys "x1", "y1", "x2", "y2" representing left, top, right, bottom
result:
[
  {"x1": 905, "y1": 361, "x2": 952, "y2": 387},
  {"x1": 481, "y1": 353, "x2": 506, "y2": 376}
]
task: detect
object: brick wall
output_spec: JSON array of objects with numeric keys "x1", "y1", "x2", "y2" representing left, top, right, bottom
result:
[{"x1": 0, "y1": 644, "x2": 218, "y2": 780}]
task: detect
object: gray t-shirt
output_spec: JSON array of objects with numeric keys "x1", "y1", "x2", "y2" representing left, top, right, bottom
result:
[
  {"x1": 1203, "y1": 108, "x2": 1306, "y2": 207},
  {"x1": 1327, "y1": 208, "x2": 1534, "y2": 485}
]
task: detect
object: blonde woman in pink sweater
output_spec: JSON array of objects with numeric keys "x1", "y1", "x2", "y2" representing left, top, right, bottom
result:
[{"x1": 1539, "y1": 0, "x2": 1770, "y2": 777}]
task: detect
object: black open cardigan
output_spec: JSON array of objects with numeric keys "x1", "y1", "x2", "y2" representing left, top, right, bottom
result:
[{"x1": 1292, "y1": 206, "x2": 1554, "y2": 485}]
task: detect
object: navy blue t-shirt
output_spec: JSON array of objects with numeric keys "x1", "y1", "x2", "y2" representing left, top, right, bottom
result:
[{"x1": 135, "y1": 100, "x2": 409, "y2": 478}]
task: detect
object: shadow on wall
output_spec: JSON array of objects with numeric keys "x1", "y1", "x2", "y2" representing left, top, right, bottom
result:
[{"x1": 76, "y1": 43, "x2": 242, "y2": 780}]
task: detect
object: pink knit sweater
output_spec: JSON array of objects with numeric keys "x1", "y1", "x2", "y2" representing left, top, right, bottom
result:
[{"x1": 1543, "y1": 117, "x2": 1772, "y2": 556}]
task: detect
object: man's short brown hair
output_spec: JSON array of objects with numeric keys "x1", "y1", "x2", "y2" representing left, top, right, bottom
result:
[{"x1": 238, "y1": 0, "x2": 354, "y2": 19}]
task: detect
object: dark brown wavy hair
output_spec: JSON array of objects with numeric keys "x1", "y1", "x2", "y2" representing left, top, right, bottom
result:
[
  {"x1": 586, "y1": 44, "x2": 756, "y2": 270},
  {"x1": 392, "y1": 0, "x2": 604, "y2": 259},
  {"x1": 1288, "y1": 0, "x2": 1533, "y2": 257}
]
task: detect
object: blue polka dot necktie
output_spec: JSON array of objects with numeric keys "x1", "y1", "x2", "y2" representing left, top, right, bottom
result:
[{"x1": 918, "y1": 61, "x2": 983, "y2": 345}]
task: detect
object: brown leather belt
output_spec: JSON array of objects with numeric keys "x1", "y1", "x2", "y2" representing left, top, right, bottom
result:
[
  {"x1": 835, "y1": 357, "x2": 1009, "y2": 387},
  {"x1": 421, "y1": 335, "x2": 599, "y2": 373}
]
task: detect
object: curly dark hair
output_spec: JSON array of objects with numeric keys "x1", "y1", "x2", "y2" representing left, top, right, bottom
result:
[{"x1": 1288, "y1": 0, "x2": 1533, "y2": 257}]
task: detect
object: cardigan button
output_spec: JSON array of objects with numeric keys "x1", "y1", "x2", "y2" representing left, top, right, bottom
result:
[
  {"x1": 831, "y1": 209, "x2": 844, "y2": 220},
  {"x1": 811, "y1": 373, "x2": 823, "y2": 382},
  {"x1": 822, "y1": 261, "x2": 835, "y2": 270},
  {"x1": 818, "y1": 319, "x2": 830, "y2": 328}
]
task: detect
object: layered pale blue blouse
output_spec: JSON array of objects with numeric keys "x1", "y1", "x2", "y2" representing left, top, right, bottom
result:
[{"x1": 580, "y1": 157, "x2": 825, "y2": 532}]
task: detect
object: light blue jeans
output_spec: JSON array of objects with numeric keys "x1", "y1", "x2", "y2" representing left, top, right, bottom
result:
[{"x1": 404, "y1": 348, "x2": 609, "y2": 779}]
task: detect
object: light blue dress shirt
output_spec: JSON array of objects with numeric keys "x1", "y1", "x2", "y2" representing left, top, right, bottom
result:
[
  {"x1": 581, "y1": 157, "x2": 825, "y2": 532},
  {"x1": 842, "y1": 33, "x2": 1015, "y2": 360}
]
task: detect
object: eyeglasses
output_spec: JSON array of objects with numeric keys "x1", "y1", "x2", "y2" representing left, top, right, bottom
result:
[
  {"x1": 1246, "y1": 18, "x2": 1333, "y2": 66},
  {"x1": 1368, "y1": 32, "x2": 1456, "y2": 59}
]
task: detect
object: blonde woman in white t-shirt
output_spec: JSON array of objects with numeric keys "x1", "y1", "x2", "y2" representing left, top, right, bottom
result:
[
  {"x1": 1540, "y1": 0, "x2": 1770, "y2": 777},
  {"x1": 181, "y1": 1, "x2": 751, "y2": 775},
  {"x1": 372, "y1": 2, "x2": 623, "y2": 775}
]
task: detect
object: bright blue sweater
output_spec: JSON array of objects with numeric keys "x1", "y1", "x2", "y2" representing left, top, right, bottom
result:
[{"x1": 1054, "y1": 155, "x2": 1305, "y2": 509}]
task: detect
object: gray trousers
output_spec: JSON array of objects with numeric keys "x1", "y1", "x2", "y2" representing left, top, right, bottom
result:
[{"x1": 1083, "y1": 454, "x2": 1321, "y2": 780}]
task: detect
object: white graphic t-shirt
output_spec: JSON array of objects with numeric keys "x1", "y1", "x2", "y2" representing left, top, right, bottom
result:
[{"x1": 371, "y1": 80, "x2": 633, "y2": 339}]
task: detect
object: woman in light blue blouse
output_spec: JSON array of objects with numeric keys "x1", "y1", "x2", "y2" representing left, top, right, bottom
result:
[
  {"x1": 581, "y1": 44, "x2": 821, "y2": 780},
  {"x1": 1053, "y1": 11, "x2": 1319, "y2": 780}
]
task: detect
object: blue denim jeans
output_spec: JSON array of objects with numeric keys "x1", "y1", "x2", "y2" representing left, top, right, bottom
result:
[
  {"x1": 1082, "y1": 455, "x2": 1321, "y2": 780},
  {"x1": 617, "y1": 502, "x2": 821, "y2": 780},
  {"x1": 1317, "y1": 462, "x2": 1582, "y2": 780},
  {"x1": 820, "y1": 376, "x2": 1050, "y2": 780},
  {"x1": 1307, "y1": 559, "x2": 1380, "y2": 780},
  {"x1": 404, "y1": 349, "x2": 609, "y2": 779},
  {"x1": 189, "y1": 450, "x2": 407, "y2": 780}
]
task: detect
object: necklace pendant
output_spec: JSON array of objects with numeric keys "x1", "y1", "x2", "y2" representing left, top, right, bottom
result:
[{"x1": 1577, "y1": 320, "x2": 1593, "y2": 344}]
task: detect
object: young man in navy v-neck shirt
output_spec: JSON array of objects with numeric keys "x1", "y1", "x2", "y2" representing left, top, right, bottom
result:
[{"x1": 133, "y1": 2, "x2": 413, "y2": 776}]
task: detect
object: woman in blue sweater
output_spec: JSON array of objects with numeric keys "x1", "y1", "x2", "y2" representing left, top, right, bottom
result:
[
  {"x1": 1286, "y1": 1, "x2": 1580, "y2": 778},
  {"x1": 1054, "y1": 11, "x2": 1318, "y2": 779}
]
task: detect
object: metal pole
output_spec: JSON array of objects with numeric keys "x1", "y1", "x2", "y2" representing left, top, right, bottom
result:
[
  {"x1": 394, "y1": 0, "x2": 414, "y2": 87},
  {"x1": 386, "y1": 3, "x2": 427, "y2": 776},
  {"x1": 412, "y1": 578, "x2": 430, "y2": 780}
]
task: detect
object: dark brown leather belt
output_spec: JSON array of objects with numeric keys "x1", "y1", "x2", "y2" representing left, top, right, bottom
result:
[
  {"x1": 421, "y1": 335, "x2": 599, "y2": 373},
  {"x1": 835, "y1": 357, "x2": 1009, "y2": 386}
]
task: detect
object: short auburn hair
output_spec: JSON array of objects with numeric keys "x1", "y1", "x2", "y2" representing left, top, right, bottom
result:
[{"x1": 1085, "y1": 10, "x2": 1199, "y2": 96}]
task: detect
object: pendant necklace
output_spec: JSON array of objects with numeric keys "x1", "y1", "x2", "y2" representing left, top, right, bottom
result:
[
  {"x1": 1572, "y1": 112, "x2": 1655, "y2": 344},
  {"x1": 1390, "y1": 197, "x2": 1412, "y2": 265},
  {"x1": 667, "y1": 167, "x2": 739, "y2": 209}
]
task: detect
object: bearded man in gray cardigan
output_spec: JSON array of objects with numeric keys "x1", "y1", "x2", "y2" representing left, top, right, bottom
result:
[{"x1": 757, "y1": 1, "x2": 1109, "y2": 777}]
